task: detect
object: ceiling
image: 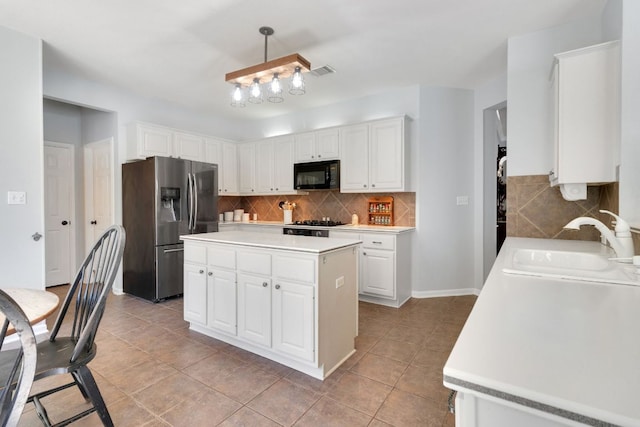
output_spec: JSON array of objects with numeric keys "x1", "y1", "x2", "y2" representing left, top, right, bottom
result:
[{"x1": 0, "y1": 0, "x2": 606, "y2": 120}]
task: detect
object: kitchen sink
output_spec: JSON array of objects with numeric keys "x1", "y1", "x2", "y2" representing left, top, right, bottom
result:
[{"x1": 502, "y1": 248, "x2": 640, "y2": 286}]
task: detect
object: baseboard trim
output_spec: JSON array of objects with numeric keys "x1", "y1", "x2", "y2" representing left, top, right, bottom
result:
[{"x1": 412, "y1": 288, "x2": 480, "y2": 298}]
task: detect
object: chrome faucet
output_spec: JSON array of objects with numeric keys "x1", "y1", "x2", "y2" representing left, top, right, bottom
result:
[{"x1": 564, "y1": 210, "x2": 635, "y2": 260}]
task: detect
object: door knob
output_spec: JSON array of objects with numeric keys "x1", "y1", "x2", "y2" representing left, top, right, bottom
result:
[{"x1": 61, "y1": 220, "x2": 69, "y2": 225}]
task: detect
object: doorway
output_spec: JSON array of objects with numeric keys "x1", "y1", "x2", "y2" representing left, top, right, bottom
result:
[
  {"x1": 44, "y1": 142, "x2": 75, "y2": 287},
  {"x1": 482, "y1": 102, "x2": 507, "y2": 281}
]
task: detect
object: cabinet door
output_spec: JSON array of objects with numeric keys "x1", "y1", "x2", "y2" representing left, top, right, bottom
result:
[
  {"x1": 137, "y1": 124, "x2": 173, "y2": 158},
  {"x1": 207, "y1": 268, "x2": 237, "y2": 335},
  {"x1": 256, "y1": 140, "x2": 275, "y2": 193},
  {"x1": 294, "y1": 132, "x2": 316, "y2": 162},
  {"x1": 238, "y1": 143, "x2": 256, "y2": 194},
  {"x1": 221, "y1": 142, "x2": 238, "y2": 194},
  {"x1": 204, "y1": 139, "x2": 224, "y2": 193},
  {"x1": 237, "y1": 273, "x2": 271, "y2": 347},
  {"x1": 273, "y1": 136, "x2": 294, "y2": 193},
  {"x1": 272, "y1": 280, "x2": 315, "y2": 362},
  {"x1": 174, "y1": 132, "x2": 204, "y2": 161},
  {"x1": 361, "y1": 248, "x2": 395, "y2": 298},
  {"x1": 339, "y1": 124, "x2": 370, "y2": 191},
  {"x1": 315, "y1": 128, "x2": 340, "y2": 160},
  {"x1": 370, "y1": 118, "x2": 404, "y2": 191},
  {"x1": 184, "y1": 263, "x2": 207, "y2": 324}
]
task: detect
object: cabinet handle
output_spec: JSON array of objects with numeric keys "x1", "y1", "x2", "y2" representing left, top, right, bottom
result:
[
  {"x1": 372, "y1": 241, "x2": 382, "y2": 244},
  {"x1": 199, "y1": 269, "x2": 204, "y2": 274},
  {"x1": 262, "y1": 282, "x2": 268, "y2": 287},
  {"x1": 208, "y1": 272, "x2": 213, "y2": 276},
  {"x1": 275, "y1": 284, "x2": 281, "y2": 289}
]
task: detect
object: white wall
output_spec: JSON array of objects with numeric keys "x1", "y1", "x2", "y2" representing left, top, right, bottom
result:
[
  {"x1": 619, "y1": 0, "x2": 640, "y2": 223},
  {"x1": 414, "y1": 87, "x2": 475, "y2": 295},
  {"x1": 0, "y1": 26, "x2": 44, "y2": 290},
  {"x1": 507, "y1": 16, "x2": 603, "y2": 177}
]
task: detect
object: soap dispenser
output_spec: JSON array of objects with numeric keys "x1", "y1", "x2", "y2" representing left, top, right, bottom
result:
[{"x1": 351, "y1": 212, "x2": 359, "y2": 225}]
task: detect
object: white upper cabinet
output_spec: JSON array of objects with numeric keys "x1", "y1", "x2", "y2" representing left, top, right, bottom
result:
[
  {"x1": 294, "y1": 128, "x2": 340, "y2": 162},
  {"x1": 173, "y1": 131, "x2": 204, "y2": 161},
  {"x1": 340, "y1": 117, "x2": 406, "y2": 192},
  {"x1": 550, "y1": 41, "x2": 620, "y2": 188},
  {"x1": 256, "y1": 136, "x2": 294, "y2": 194},
  {"x1": 126, "y1": 123, "x2": 174, "y2": 160},
  {"x1": 205, "y1": 138, "x2": 239, "y2": 195},
  {"x1": 238, "y1": 142, "x2": 256, "y2": 195}
]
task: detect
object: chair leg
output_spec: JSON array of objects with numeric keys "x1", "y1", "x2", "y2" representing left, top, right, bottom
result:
[
  {"x1": 71, "y1": 371, "x2": 90, "y2": 400},
  {"x1": 73, "y1": 366, "x2": 114, "y2": 427}
]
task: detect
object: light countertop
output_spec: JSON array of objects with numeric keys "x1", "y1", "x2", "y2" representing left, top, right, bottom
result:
[
  {"x1": 181, "y1": 231, "x2": 361, "y2": 254},
  {"x1": 443, "y1": 237, "x2": 640, "y2": 426},
  {"x1": 218, "y1": 220, "x2": 415, "y2": 234}
]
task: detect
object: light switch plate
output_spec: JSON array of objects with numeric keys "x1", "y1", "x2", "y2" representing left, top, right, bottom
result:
[
  {"x1": 336, "y1": 276, "x2": 344, "y2": 289},
  {"x1": 7, "y1": 191, "x2": 26, "y2": 205},
  {"x1": 456, "y1": 195, "x2": 469, "y2": 206}
]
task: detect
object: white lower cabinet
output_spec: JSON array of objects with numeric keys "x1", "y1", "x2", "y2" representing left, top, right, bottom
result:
[
  {"x1": 207, "y1": 268, "x2": 236, "y2": 335},
  {"x1": 182, "y1": 239, "x2": 358, "y2": 380},
  {"x1": 272, "y1": 280, "x2": 314, "y2": 362},
  {"x1": 361, "y1": 248, "x2": 394, "y2": 298},
  {"x1": 237, "y1": 273, "x2": 272, "y2": 347},
  {"x1": 184, "y1": 263, "x2": 207, "y2": 324}
]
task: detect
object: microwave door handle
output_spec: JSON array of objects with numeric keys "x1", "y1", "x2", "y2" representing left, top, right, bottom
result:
[{"x1": 192, "y1": 173, "x2": 198, "y2": 231}]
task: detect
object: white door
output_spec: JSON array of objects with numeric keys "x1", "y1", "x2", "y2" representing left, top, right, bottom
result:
[
  {"x1": 44, "y1": 142, "x2": 74, "y2": 287},
  {"x1": 84, "y1": 139, "x2": 113, "y2": 252}
]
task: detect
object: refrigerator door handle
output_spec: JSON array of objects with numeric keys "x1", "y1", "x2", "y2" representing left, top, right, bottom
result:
[
  {"x1": 163, "y1": 247, "x2": 184, "y2": 254},
  {"x1": 187, "y1": 173, "x2": 194, "y2": 231},
  {"x1": 192, "y1": 173, "x2": 198, "y2": 231}
]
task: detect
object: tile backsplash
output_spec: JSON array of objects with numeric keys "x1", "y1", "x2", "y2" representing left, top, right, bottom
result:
[
  {"x1": 506, "y1": 175, "x2": 620, "y2": 243},
  {"x1": 219, "y1": 192, "x2": 416, "y2": 226}
]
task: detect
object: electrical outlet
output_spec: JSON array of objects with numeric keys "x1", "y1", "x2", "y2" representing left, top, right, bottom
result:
[
  {"x1": 7, "y1": 191, "x2": 26, "y2": 205},
  {"x1": 336, "y1": 276, "x2": 344, "y2": 289},
  {"x1": 456, "y1": 196, "x2": 469, "y2": 206}
]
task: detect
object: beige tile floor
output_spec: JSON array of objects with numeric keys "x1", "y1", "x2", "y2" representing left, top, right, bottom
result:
[{"x1": 19, "y1": 286, "x2": 476, "y2": 427}]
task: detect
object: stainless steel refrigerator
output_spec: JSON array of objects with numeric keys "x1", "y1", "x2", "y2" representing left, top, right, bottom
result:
[{"x1": 122, "y1": 156, "x2": 218, "y2": 302}]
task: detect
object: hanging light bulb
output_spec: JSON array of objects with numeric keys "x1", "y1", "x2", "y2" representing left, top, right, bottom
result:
[
  {"x1": 248, "y1": 78, "x2": 263, "y2": 104},
  {"x1": 231, "y1": 83, "x2": 246, "y2": 107},
  {"x1": 289, "y1": 66, "x2": 305, "y2": 95},
  {"x1": 267, "y1": 73, "x2": 284, "y2": 103}
]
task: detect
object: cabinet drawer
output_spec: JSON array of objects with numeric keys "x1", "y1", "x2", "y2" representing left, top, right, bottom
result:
[
  {"x1": 237, "y1": 251, "x2": 271, "y2": 275},
  {"x1": 207, "y1": 246, "x2": 236, "y2": 269},
  {"x1": 273, "y1": 255, "x2": 316, "y2": 284},
  {"x1": 185, "y1": 243, "x2": 206, "y2": 264},
  {"x1": 361, "y1": 234, "x2": 395, "y2": 250}
]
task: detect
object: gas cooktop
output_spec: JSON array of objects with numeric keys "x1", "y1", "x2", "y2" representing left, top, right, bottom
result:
[{"x1": 290, "y1": 220, "x2": 344, "y2": 227}]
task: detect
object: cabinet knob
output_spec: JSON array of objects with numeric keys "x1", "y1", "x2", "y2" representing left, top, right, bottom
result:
[
  {"x1": 199, "y1": 269, "x2": 204, "y2": 274},
  {"x1": 363, "y1": 184, "x2": 367, "y2": 188},
  {"x1": 318, "y1": 154, "x2": 322, "y2": 158},
  {"x1": 270, "y1": 188, "x2": 273, "y2": 191},
  {"x1": 262, "y1": 282, "x2": 268, "y2": 287},
  {"x1": 363, "y1": 252, "x2": 367, "y2": 256},
  {"x1": 275, "y1": 284, "x2": 281, "y2": 290},
  {"x1": 371, "y1": 184, "x2": 376, "y2": 188},
  {"x1": 275, "y1": 188, "x2": 278, "y2": 191},
  {"x1": 208, "y1": 272, "x2": 213, "y2": 276}
]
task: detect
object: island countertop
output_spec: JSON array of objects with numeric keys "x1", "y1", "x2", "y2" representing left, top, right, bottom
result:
[
  {"x1": 180, "y1": 230, "x2": 362, "y2": 254},
  {"x1": 444, "y1": 237, "x2": 640, "y2": 426}
]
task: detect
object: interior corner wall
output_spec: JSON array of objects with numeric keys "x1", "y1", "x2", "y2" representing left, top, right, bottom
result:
[
  {"x1": 0, "y1": 26, "x2": 44, "y2": 290},
  {"x1": 507, "y1": 15, "x2": 603, "y2": 177},
  {"x1": 413, "y1": 86, "x2": 474, "y2": 295}
]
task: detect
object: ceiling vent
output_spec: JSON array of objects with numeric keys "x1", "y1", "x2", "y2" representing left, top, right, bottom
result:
[{"x1": 310, "y1": 65, "x2": 336, "y2": 77}]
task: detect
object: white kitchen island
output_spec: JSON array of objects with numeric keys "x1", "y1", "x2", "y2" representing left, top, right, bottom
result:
[
  {"x1": 180, "y1": 231, "x2": 361, "y2": 380},
  {"x1": 444, "y1": 237, "x2": 640, "y2": 426}
]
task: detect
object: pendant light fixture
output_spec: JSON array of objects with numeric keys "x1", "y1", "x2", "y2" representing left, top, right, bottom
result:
[{"x1": 226, "y1": 26, "x2": 310, "y2": 107}]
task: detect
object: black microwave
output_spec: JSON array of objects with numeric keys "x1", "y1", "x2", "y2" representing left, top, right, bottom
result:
[{"x1": 294, "y1": 160, "x2": 340, "y2": 190}]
